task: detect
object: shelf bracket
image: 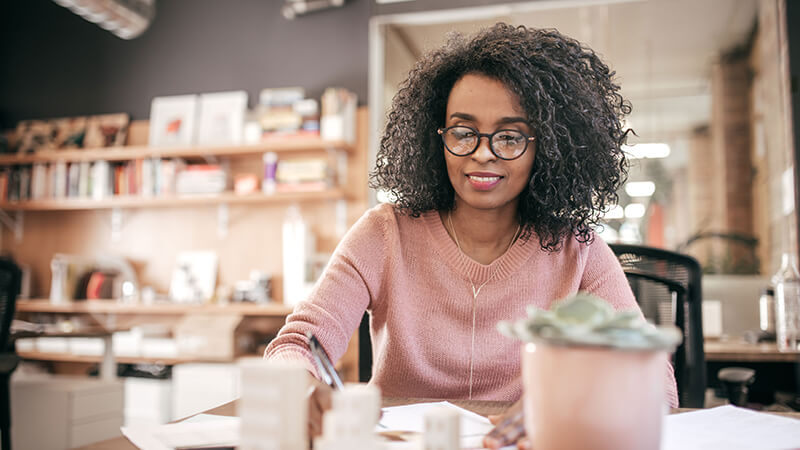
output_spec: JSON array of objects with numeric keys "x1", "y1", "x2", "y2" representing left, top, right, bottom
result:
[
  {"x1": 218, "y1": 203, "x2": 229, "y2": 239},
  {"x1": 0, "y1": 210, "x2": 24, "y2": 242},
  {"x1": 111, "y1": 207, "x2": 123, "y2": 242}
]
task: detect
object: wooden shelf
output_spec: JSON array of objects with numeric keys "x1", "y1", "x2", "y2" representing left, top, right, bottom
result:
[
  {"x1": 0, "y1": 188, "x2": 345, "y2": 211},
  {"x1": 17, "y1": 350, "x2": 240, "y2": 365},
  {"x1": 17, "y1": 299, "x2": 294, "y2": 316},
  {"x1": 0, "y1": 137, "x2": 353, "y2": 166}
]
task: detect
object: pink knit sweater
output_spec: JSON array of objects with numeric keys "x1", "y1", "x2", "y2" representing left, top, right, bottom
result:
[{"x1": 265, "y1": 203, "x2": 679, "y2": 407}]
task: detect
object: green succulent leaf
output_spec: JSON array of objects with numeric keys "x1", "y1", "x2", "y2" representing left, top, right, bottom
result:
[{"x1": 497, "y1": 292, "x2": 682, "y2": 351}]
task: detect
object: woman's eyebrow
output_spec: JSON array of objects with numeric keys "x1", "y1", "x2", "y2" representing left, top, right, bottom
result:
[{"x1": 448, "y1": 113, "x2": 528, "y2": 126}]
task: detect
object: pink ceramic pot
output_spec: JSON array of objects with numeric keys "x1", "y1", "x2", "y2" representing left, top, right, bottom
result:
[{"x1": 522, "y1": 342, "x2": 666, "y2": 450}]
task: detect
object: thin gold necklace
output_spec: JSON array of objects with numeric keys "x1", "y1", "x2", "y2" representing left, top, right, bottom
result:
[{"x1": 448, "y1": 211, "x2": 521, "y2": 399}]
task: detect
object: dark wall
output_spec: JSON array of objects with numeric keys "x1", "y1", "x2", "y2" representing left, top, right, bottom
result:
[
  {"x1": 0, "y1": 0, "x2": 371, "y2": 128},
  {"x1": 373, "y1": 0, "x2": 533, "y2": 15}
]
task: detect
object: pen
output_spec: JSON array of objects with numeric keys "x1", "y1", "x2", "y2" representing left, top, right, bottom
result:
[{"x1": 307, "y1": 332, "x2": 344, "y2": 390}]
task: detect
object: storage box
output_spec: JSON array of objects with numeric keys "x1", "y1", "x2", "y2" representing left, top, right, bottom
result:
[
  {"x1": 11, "y1": 375, "x2": 124, "y2": 449},
  {"x1": 174, "y1": 313, "x2": 242, "y2": 360},
  {"x1": 124, "y1": 377, "x2": 172, "y2": 426}
]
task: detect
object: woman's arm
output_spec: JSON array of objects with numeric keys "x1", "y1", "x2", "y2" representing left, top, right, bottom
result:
[{"x1": 264, "y1": 205, "x2": 391, "y2": 376}]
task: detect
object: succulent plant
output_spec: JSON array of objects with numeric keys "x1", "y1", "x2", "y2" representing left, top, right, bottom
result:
[{"x1": 497, "y1": 292, "x2": 682, "y2": 350}]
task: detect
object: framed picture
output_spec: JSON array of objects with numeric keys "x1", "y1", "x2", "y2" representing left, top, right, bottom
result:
[
  {"x1": 196, "y1": 90, "x2": 248, "y2": 146},
  {"x1": 84, "y1": 113, "x2": 129, "y2": 148},
  {"x1": 168, "y1": 250, "x2": 218, "y2": 303},
  {"x1": 148, "y1": 94, "x2": 198, "y2": 147},
  {"x1": 52, "y1": 117, "x2": 88, "y2": 149},
  {"x1": 16, "y1": 120, "x2": 55, "y2": 154}
]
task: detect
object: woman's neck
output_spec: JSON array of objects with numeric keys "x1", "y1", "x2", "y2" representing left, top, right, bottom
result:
[{"x1": 442, "y1": 202, "x2": 520, "y2": 265}]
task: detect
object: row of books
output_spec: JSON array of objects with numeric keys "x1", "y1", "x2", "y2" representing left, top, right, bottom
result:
[{"x1": 0, "y1": 155, "x2": 338, "y2": 202}]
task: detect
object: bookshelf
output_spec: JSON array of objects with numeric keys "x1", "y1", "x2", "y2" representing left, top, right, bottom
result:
[
  {"x1": 17, "y1": 298, "x2": 294, "y2": 316},
  {"x1": 6, "y1": 108, "x2": 369, "y2": 381},
  {"x1": 0, "y1": 138, "x2": 354, "y2": 166},
  {"x1": 0, "y1": 189, "x2": 346, "y2": 211}
]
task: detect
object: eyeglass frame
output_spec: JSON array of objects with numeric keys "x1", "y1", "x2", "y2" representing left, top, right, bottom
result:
[{"x1": 437, "y1": 125, "x2": 536, "y2": 161}]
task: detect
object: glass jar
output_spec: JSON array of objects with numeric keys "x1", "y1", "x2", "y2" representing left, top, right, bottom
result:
[{"x1": 772, "y1": 253, "x2": 800, "y2": 352}]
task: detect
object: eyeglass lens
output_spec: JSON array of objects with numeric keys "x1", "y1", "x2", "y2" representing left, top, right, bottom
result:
[{"x1": 442, "y1": 126, "x2": 527, "y2": 159}]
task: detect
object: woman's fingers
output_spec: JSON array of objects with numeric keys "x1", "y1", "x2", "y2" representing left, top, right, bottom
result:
[{"x1": 483, "y1": 399, "x2": 526, "y2": 449}]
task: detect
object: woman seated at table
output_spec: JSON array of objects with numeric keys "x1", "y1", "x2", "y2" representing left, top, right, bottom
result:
[{"x1": 265, "y1": 22, "x2": 678, "y2": 446}]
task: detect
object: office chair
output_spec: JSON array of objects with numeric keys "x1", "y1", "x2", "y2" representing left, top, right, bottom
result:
[
  {"x1": 610, "y1": 244, "x2": 706, "y2": 408},
  {"x1": 0, "y1": 258, "x2": 21, "y2": 450}
]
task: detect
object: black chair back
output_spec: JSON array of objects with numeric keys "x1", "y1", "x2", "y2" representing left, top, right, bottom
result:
[
  {"x1": 610, "y1": 244, "x2": 706, "y2": 408},
  {"x1": 0, "y1": 259, "x2": 20, "y2": 353},
  {"x1": 0, "y1": 257, "x2": 21, "y2": 450}
]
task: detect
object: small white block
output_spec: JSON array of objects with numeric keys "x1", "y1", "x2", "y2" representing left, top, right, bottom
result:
[{"x1": 424, "y1": 406, "x2": 460, "y2": 450}]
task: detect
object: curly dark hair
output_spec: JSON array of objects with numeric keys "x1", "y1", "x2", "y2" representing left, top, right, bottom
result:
[{"x1": 370, "y1": 23, "x2": 630, "y2": 252}]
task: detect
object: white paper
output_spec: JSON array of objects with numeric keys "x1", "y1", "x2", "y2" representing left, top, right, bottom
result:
[
  {"x1": 122, "y1": 414, "x2": 240, "y2": 450},
  {"x1": 662, "y1": 405, "x2": 800, "y2": 450},
  {"x1": 378, "y1": 401, "x2": 495, "y2": 448}
]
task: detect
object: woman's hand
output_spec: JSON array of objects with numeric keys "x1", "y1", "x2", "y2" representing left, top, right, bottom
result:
[
  {"x1": 483, "y1": 398, "x2": 530, "y2": 449},
  {"x1": 307, "y1": 376, "x2": 333, "y2": 439}
]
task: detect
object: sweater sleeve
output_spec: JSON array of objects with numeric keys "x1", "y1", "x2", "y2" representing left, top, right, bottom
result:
[
  {"x1": 264, "y1": 205, "x2": 391, "y2": 378},
  {"x1": 579, "y1": 237, "x2": 680, "y2": 408}
]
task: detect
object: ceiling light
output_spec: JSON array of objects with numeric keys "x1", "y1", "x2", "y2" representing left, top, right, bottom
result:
[
  {"x1": 625, "y1": 181, "x2": 656, "y2": 197},
  {"x1": 622, "y1": 143, "x2": 671, "y2": 159},
  {"x1": 624, "y1": 203, "x2": 646, "y2": 219},
  {"x1": 282, "y1": 0, "x2": 345, "y2": 19},
  {"x1": 52, "y1": 0, "x2": 154, "y2": 40},
  {"x1": 603, "y1": 205, "x2": 624, "y2": 220}
]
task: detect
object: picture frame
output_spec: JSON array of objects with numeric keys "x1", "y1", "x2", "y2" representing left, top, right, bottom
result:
[
  {"x1": 16, "y1": 120, "x2": 55, "y2": 154},
  {"x1": 168, "y1": 250, "x2": 218, "y2": 304},
  {"x1": 84, "y1": 113, "x2": 129, "y2": 148},
  {"x1": 196, "y1": 90, "x2": 248, "y2": 146},
  {"x1": 148, "y1": 94, "x2": 198, "y2": 147},
  {"x1": 52, "y1": 117, "x2": 88, "y2": 149}
]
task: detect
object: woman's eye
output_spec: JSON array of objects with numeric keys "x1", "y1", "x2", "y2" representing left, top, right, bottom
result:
[{"x1": 452, "y1": 129, "x2": 475, "y2": 139}]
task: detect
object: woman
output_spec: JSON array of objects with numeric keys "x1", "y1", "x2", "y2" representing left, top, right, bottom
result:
[{"x1": 265, "y1": 23, "x2": 678, "y2": 446}]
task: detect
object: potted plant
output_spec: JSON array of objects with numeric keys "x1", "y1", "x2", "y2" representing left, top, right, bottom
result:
[{"x1": 498, "y1": 293, "x2": 681, "y2": 450}]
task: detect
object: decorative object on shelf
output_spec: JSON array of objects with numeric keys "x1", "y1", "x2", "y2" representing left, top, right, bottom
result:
[
  {"x1": 275, "y1": 156, "x2": 333, "y2": 192},
  {"x1": 149, "y1": 94, "x2": 199, "y2": 147},
  {"x1": 84, "y1": 113, "x2": 130, "y2": 148},
  {"x1": 15, "y1": 120, "x2": 54, "y2": 154},
  {"x1": 169, "y1": 251, "x2": 219, "y2": 304},
  {"x1": 52, "y1": 117, "x2": 88, "y2": 149},
  {"x1": 320, "y1": 87, "x2": 357, "y2": 143},
  {"x1": 282, "y1": 204, "x2": 315, "y2": 307},
  {"x1": 262, "y1": 152, "x2": 278, "y2": 194},
  {"x1": 257, "y1": 87, "x2": 306, "y2": 137},
  {"x1": 196, "y1": 90, "x2": 248, "y2": 146}
]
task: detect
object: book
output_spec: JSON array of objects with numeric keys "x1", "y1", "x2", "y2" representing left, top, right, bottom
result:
[
  {"x1": 67, "y1": 162, "x2": 80, "y2": 197},
  {"x1": 31, "y1": 163, "x2": 47, "y2": 200},
  {"x1": 78, "y1": 161, "x2": 90, "y2": 197},
  {"x1": 54, "y1": 161, "x2": 68, "y2": 198}
]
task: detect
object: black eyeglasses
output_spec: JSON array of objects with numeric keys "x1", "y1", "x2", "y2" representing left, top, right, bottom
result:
[{"x1": 437, "y1": 125, "x2": 535, "y2": 160}]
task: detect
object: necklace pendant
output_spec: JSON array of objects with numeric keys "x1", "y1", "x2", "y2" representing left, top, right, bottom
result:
[{"x1": 472, "y1": 285, "x2": 479, "y2": 299}]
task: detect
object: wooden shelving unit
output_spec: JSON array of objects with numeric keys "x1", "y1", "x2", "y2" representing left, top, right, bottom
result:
[
  {"x1": 0, "y1": 137, "x2": 353, "y2": 166},
  {"x1": 0, "y1": 188, "x2": 346, "y2": 211},
  {"x1": 17, "y1": 299, "x2": 294, "y2": 316},
  {"x1": 7, "y1": 110, "x2": 369, "y2": 381},
  {"x1": 17, "y1": 350, "x2": 251, "y2": 365}
]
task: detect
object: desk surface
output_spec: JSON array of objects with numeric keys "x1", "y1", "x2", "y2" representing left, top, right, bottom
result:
[
  {"x1": 704, "y1": 339, "x2": 800, "y2": 363},
  {"x1": 77, "y1": 398, "x2": 509, "y2": 450},
  {"x1": 76, "y1": 398, "x2": 800, "y2": 450}
]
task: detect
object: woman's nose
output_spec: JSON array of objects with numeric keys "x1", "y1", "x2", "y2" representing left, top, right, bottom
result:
[{"x1": 471, "y1": 135, "x2": 496, "y2": 162}]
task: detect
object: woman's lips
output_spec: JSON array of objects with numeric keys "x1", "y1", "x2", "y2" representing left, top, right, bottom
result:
[{"x1": 466, "y1": 173, "x2": 503, "y2": 190}]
